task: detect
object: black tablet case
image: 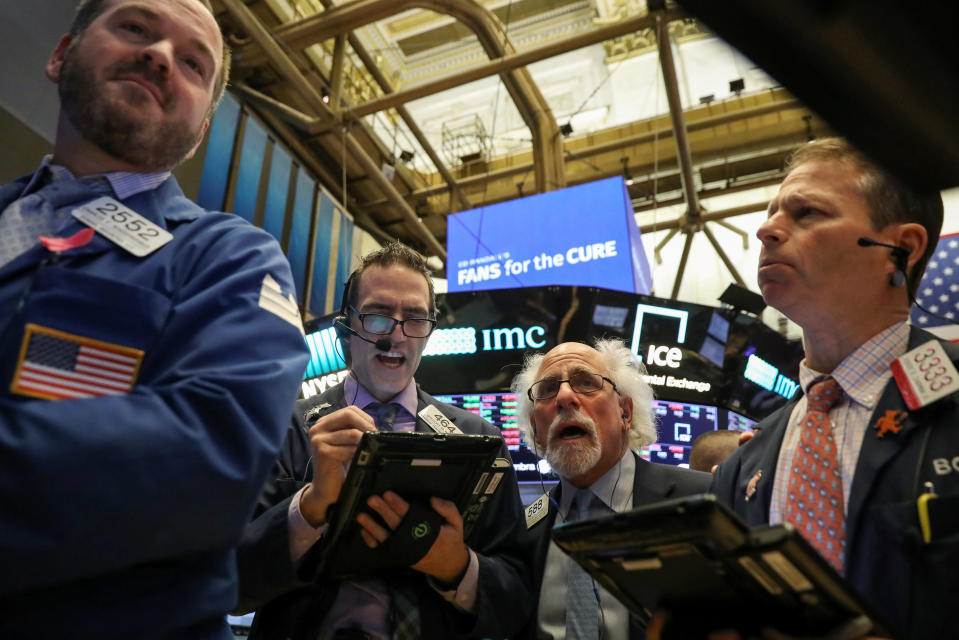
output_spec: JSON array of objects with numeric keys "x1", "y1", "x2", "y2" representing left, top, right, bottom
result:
[
  {"x1": 551, "y1": 494, "x2": 894, "y2": 639},
  {"x1": 318, "y1": 431, "x2": 506, "y2": 580}
]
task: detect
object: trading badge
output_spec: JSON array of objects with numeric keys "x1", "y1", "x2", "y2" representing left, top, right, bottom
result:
[{"x1": 525, "y1": 493, "x2": 550, "y2": 529}]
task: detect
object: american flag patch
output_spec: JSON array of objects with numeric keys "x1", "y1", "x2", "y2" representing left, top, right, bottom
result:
[{"x1": 10, "y1": 324, "x2": 143, "y2": 400}]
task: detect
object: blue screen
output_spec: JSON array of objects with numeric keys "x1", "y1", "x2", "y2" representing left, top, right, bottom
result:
[{"x1": 446, "y1": 177, "x2": 650, "y2": 294}]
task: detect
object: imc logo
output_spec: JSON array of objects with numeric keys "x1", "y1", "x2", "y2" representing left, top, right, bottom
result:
[
  {"x1": 481, "y1": 326, "x2": 546, "y2": 351},
  {"x1": 423, "y1": 325, "x2": 547, "y2": 356}
]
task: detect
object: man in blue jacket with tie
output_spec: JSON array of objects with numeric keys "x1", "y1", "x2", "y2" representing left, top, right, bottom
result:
[
  {"x1": 0, "y1": 1, "x2": 309, "y2": 636},
  {"x1": 709, "y1": 138, "x2": 955, "y2": 640}
]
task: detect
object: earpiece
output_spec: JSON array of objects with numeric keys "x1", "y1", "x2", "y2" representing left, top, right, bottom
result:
[
  {"x1": 621, "y1": 413, "x2": 628, "y2": 420},
  {"x1": 857, "y1": 237, "x2": 908, "y2": 288}
]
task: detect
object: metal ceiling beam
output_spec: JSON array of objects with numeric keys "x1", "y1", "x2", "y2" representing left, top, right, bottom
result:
[
  {"x1": 656, "y1": 14, "x2": 700, "y2": 224},
  {"x1": 220, "y1": 0, "x2": 448, "y2": 259},
  {"x1": 306, "y1": 8, "x2": 684, "y2": 132},
  {"x1": 701, "y1": 223, "x2": 745, "y2": 286},
  {"x1": 639, "y1": 201, "x2": 768, "y2": 233},
  {"x1": 314, "y1": 0, "x2": 473, "y2": 213},
  {"x1": 234, "y1": 0, "x2": 565, "y2": 194},
  {"x1": 369, "y1": 97, "x2": 799, "y2": 205}
]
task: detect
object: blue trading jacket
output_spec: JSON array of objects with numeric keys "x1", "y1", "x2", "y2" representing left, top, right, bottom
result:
[{"x1": 0, "y1": 175, "x2": 309, "y2": 638}]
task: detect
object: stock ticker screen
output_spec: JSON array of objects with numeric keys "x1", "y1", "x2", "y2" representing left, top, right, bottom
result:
[
  {"x1": 639, "y1": 400, "x2": 756, "y2": 467},
  {"x1": 433, "y1": 391, "x2": 554, "y2": 483}
]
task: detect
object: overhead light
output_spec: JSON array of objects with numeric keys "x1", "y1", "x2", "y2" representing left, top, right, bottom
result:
[
  {"x1": 620, "y1": 157, "x2": 634, "y2": 186},
  {"x1": 321, "y1": 87, "x2": 330, "y2": 104},
  {"x1": 729, "y1": 78, "x2": 745, "y2": 95},
  {"x1": 399, "y1": 149, "x2": 415, "y2": 163},
  {"x1": 699, "y1": 94, "x2": 715, "y2": 105},
  {"x1": 559, "y1": 122, "x2": 574, "y2": 137}
]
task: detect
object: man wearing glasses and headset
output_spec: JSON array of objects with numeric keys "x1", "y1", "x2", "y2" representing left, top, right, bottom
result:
[
  {"x1": 512, "y1": 339, "x2": 710, "y2": 639},
  {"x1": 236, "y1": 241, "x2": 535, "y2": 639}
]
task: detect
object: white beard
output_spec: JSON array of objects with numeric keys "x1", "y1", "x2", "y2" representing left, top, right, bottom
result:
[{"x1": 543, "y1": 409, "x2": 603, "y2": 479}]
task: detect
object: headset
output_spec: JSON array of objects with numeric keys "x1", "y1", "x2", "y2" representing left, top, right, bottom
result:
[
  {"x1": 332, "y1": 270, "x2": 393, "y2": 367},
  {"x1": 332, "y1": 271, "x2": 358, "y2": 363},
  {"x1": 332, "y1": 270, "x2": 358, "y2": 366}
]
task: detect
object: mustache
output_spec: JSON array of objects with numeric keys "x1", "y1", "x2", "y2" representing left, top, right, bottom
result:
[
  {"x1": 109, "y1": 60, "x2": 171, "y2": 108},
  {"x1": 547, "y1": 408, "x2": 597, "y2": 442}
]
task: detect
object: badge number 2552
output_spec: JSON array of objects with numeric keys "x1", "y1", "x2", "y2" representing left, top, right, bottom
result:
[
  {"x1": 98, "y1": 201, "x2": 161, "y2": 241},
  {"x1": 72, "y1": 196, "x2": 172, "y2": 257}
]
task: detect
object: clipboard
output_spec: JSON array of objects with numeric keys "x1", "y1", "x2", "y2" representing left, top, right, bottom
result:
[{"x1": 551, "y1": 494, "x2": 895, "y2": 639}]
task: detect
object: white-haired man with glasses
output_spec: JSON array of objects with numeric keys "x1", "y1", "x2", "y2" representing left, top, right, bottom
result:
[
  {"x1": 236, "y1": 241, "x2": 536, "y2": 640},
  {"x1": 512, "y1": 339, "x2": 710, "y2": 640}
]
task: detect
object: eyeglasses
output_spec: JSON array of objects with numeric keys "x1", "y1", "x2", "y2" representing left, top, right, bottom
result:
[
  {"x1": 349, "y1": 306, "x2": 436, "y2": 338},
  {"x1": 527, "y1": 371, "x2": 618, "y2": 401}
]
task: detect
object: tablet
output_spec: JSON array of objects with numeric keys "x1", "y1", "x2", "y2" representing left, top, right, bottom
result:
[
  {"x1": 551, "y1": 494, "x2": 894, "y2": 639},
  {"x1": 318, "y1": 431, "x2": 506, "y2": 580}
]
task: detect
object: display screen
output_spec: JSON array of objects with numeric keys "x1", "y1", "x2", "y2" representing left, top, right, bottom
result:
[
  {"x1": 446, "y1": 177, "x2": 651, "y2": 294},
  {"x1": 639, "y1": 399, "x2": 757, "y2": 468},
  {"x1": 724, "y1": 315, "x2": 804, "y2": 420},
  {"x1": 432, "y1": 391, "x2": 552, "y2": 483}
]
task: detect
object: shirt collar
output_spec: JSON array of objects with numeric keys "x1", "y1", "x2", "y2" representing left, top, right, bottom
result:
[
  {"x1": 799, "y1": 321, "x2": 910, "y2": 409},
  {"x1": 344, "y1": 373, "x2": 419, "y2": 419},
  {"x1": 18, "y1": 155, "x2": 170, "y2": 201},
  {"x1": 559, "y1": 449, "x2": 635, "y2": 516}
]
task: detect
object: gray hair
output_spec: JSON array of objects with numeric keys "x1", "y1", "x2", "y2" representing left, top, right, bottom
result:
[{"x1": 511, "y1": 338, "x2": 658, "y2": 454}]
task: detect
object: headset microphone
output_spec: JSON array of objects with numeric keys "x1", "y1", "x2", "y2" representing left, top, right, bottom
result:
[
  {"x1": 334, "y1": 319, "x2": 392, "y2": 352},
  {"x1": 857, "y1": 237, "x2": 908, "y2": 287}
]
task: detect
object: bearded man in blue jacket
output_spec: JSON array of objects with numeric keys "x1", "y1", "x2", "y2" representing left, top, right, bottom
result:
[{"x1": 0, "y1": 1, "x2": 309, "y2": 637}]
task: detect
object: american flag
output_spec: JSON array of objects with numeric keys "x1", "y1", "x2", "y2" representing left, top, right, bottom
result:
[
  {"x1": 12, "y1": 325, "x2": 143, "y2": 400},
  {"x1": 911, "y1": 232, "x2": 959, "y2": 342}
]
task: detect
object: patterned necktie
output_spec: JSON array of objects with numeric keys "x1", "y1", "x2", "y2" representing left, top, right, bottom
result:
[
  {"x1": 370, "y1": 402, "x2": 400, "y2": 431},
  {"x1": 0, "y1": 170, "x2": 58, "y2": 267},
  {"x1": 784, "y1": 376, "x2": 845, "y2": 572},
  {"x1": 566, "y1": 489, "x2": 600, "y2": 640},
  {"x1": 369, "y1": 402, "x2": 420, "y2": 639},
  {"x1": 389, "y1": 579, "x2": 420, "y2": 640}
]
